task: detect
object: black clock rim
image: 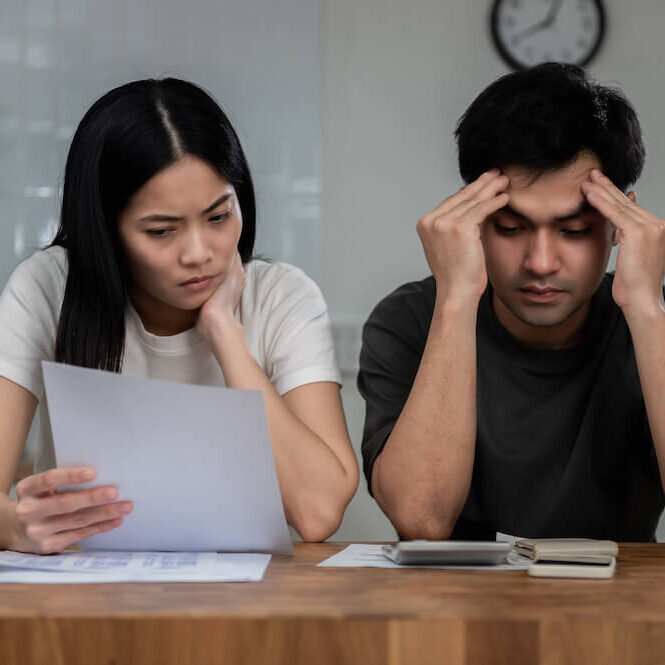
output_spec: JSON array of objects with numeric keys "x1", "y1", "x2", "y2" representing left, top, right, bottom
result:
[{"x1": 489, "y1": 0, "x2": 607, "y2": 71}]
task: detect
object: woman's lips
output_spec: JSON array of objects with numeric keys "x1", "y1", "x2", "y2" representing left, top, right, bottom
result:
[{"x1": 180, "y1": 276, "x2": 215, "y2": 292}]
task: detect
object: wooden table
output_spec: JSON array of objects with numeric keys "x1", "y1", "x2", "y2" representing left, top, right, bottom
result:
[{"x1": 1, "y1": 543, "x2": 664, "y2": 665}]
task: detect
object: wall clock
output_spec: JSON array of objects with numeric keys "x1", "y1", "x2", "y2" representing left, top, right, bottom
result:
[{"x1": 490, "y1": 0, "x2": 606, "y2": 70}]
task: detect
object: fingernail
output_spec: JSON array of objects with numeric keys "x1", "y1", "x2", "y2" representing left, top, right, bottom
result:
[
  {"x1": 81, "y1": 469, "x2": 95, "y2": 481},
  {"x1": 121, "y1": 503, "x2": 133, "y2": 514},
  {"x1": 104, "y1": 488, "x2": 118, "y2": 501}
]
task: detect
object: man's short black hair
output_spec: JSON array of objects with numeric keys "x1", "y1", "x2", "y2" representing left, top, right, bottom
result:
[{"x1": 455, "y1": 63, "x2": 645, "y2": 191}]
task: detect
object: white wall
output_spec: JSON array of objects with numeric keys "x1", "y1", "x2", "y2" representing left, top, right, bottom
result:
[{"x1": 321, "y1": 0, "x2": 665, "y2": 541}]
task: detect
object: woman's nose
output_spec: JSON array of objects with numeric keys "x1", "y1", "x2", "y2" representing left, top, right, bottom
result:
[{"x1": 180, "y1": 228, "x2": 212, "y2": 266}]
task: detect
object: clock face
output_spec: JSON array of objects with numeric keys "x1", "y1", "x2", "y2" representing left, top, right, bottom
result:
[{"x1": 491, "y1": 0, "x2": 606, "y2": 70}]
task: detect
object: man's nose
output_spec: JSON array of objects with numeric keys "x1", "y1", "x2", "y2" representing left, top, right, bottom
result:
[{"x1": 523, "y1": 230, "x2": 561, "y2": 276}]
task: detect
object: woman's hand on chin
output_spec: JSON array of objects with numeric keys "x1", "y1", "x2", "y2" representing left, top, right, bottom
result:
[{"x1": 196, "y1": 250, "x2": 247, "y2": 341}]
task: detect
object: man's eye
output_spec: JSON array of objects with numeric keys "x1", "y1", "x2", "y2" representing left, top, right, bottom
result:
[
  {"x1": 494, "y1": 223, "x2": 521, "y2": 235},
  {"x1": 561, "y1": 227, "x2": 591, "y2": 237},
  {"x1": 210, "y1": 211, "x2": 232, "y2": 224}
]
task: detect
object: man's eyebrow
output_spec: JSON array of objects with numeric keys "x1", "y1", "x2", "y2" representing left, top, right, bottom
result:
[
  {"x1": 553, "y1": 201, "x2": 595, "y2": 221},
  {"x1": 139, "y1": 193, "x2": 233, "y2": 222},
  {"x1": 496, "y1": 201, "x2": 595, "y2": 223},
  {"x1": 497, "y1": 204, "x2": 528, "y2": 221}
]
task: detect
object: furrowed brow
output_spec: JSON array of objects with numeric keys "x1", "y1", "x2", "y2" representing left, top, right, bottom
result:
[
  {"x1": 202, "y1": 193, "x2": 232, "y2": 214},
  {"x1": 139, "y1": 193, "x2": 233, "y2": 223},
  {"x1": 554, "y1": 201, "x2": 595, "y2": 222},
  {"x1": 497, "y1": 204, "x2": 529, "y2": 221}
]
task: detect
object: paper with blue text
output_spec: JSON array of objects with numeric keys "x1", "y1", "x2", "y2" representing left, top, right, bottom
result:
[{"x1": 0, "y1": 550, "x2": 270, "y2": 583}]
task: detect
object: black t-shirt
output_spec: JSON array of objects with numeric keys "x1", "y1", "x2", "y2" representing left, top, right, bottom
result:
[{"x1": 358, "y1": 274, "x2": 665, "y2": 541}]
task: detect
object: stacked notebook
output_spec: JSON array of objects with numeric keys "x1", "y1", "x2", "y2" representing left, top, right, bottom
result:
[{"x1": 515, "y1": 538, "x2": 618, "y2": 579}]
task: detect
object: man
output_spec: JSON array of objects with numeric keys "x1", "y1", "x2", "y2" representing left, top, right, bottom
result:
[{"x1": 358, "y1": 63, "x2": 665, "y2": 541}]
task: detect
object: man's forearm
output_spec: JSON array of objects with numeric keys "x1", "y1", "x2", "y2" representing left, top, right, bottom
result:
[
  {"x1": 373, "y1": 296, "x2": 479, "y2": 540},
  {"x1": 625, "y1": 305, "x2": 665, "y2": 490}
]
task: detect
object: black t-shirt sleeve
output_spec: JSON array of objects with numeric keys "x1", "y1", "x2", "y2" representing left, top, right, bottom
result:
[{"x1": 357, "y1": 278, "x2": 435, "y2": 495}]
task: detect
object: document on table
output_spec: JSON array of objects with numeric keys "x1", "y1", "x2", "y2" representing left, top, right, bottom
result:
[
  {"x1": 42, "y1": 362, "x2": 293, "y2": 555},
  {"x1": 0, "y1": 550, "x2": 271, "y2": 583},
  {"x1": 317, "y1": 544, "x2": 531, "y2": 570}
]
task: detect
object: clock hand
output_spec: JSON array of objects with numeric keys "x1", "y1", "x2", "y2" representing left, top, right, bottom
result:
[
  {"x1": 512, "y1": 0, "x2": 565, "y2": 45},
  {"x1": 512, "y1": 19, "x2": 550, "y2": 44},
  {"x1": 544, "y1": 0, "x2": 565, "y2": 27}
]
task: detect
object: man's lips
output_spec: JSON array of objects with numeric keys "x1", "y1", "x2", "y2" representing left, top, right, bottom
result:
[
  {"x1": 520, "y1": 286, "x2": 564, "y2": 294},
  {"x1": 519, "y1": 286, "x2": 565, "y2": 302}
]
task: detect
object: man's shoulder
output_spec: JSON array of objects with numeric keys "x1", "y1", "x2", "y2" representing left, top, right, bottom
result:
[
  {"x1": 363, "y1": 275, "x2": 437, "y2": 351},
  {"x1": 367, "y1": 275, "x2": 436, "y2": 324}
]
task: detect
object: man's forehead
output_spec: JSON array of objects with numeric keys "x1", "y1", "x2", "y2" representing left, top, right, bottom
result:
[{"x1": 502, "y1": 152, "x2": 602, "y2": 189}]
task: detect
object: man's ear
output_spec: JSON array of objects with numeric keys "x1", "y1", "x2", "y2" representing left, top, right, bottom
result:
[{"x1": 627, "y1": 191, "x2": 637, "y2": 203}]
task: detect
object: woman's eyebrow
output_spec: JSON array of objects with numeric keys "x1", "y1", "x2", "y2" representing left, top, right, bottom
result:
[
  {"x1": 139, "y1": 193, "x2": 233, "y2": 222},
  {"x1": 202, "y1": 193, "x2": 233, "y2": 214}
]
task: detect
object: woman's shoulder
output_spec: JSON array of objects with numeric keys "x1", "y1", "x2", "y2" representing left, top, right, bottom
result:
[
  {"x1": 245, "y1": 258, "x2": 312, "y2": 283},
  {"x1": 244, "y1": 259, "x2": 323, "y2": 300},
  {"x1": 5, "y1": 246, "x2": 68, "y2": 300},
  {"x1": 240, "y1": 259, "x2": 328, "y2": 325}
]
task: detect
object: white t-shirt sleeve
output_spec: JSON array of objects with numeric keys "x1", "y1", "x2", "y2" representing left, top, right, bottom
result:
[
  {"x1": 0, "y1": 249, "x2": 65, "y2": 399},
  {"x1": 247, "y1": 262, "x2": 341, "y2": 396}
]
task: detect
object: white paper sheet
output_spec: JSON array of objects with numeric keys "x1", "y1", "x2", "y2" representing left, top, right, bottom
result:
[
  {"x1": 317, "y1": 544, "x2": 531, "y2": 570},
  {"x1": 42, "y1": 362, "x2": 293, "y2": 555},
  {"x1": 0, "y1": 550, "x2": 271, "y2": 583}
]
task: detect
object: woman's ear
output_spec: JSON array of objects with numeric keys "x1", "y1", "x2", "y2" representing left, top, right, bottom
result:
[{"x1": 627, "y1": 191, "x2": 637, "y2": 204}]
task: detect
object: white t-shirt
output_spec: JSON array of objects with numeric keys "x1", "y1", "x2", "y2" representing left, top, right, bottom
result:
[{"x1": 0, "y1": 246, "x2": 341, "y2": 474}]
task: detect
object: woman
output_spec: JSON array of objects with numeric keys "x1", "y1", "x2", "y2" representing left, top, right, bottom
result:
[{"x1": 0, "y1": 78, "x2": 358, "y2": 553}]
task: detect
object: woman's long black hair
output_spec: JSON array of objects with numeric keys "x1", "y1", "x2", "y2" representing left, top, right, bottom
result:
[{"x1": 52, "y1": 78, "x2": 256, "y2": 372}]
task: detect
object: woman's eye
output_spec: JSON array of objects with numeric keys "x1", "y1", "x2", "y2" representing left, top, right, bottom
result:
[
  {"x1": 494, "y1": 224, "x2": 521, "y2": 235},
  {"x1": 210, "y1": 211, "x2": 232, "y2": 224},
  {"x1": 146, "y1": 228, "x2": 174, "y2": 238}
]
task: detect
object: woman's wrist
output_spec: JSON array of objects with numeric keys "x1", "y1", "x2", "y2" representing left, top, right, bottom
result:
[
  {"x1": 1, "y1": 496, "x2": 24, "y2": 551},
  {"x1": 197, "y1": 308, "x2": 240, "y2": 342},
  {"x1": 203, "y1": 313, "x2": 250, "y2": 371}
]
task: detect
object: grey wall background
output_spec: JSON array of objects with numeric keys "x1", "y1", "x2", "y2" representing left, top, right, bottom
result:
[
  {"x1": 0, "y1": 0, "x2": 323, "y2": 285},
  {"x1": 1, "y1": 0, "x2": 663, "y2": 540}
]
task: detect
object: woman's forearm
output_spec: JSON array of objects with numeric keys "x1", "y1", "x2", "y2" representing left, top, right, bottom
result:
[{"x1": 206, "y1": 316, "x2": 356, "y2": 541}]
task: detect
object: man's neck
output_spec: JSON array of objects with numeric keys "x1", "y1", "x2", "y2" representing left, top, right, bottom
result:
[{"x1": 491, "y1": 294, "x2": 591, "y2": 350}]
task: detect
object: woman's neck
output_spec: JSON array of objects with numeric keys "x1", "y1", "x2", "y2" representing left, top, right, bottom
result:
[{"x1": 129, "y1": 287, "x2": 198, "y2": 336}]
